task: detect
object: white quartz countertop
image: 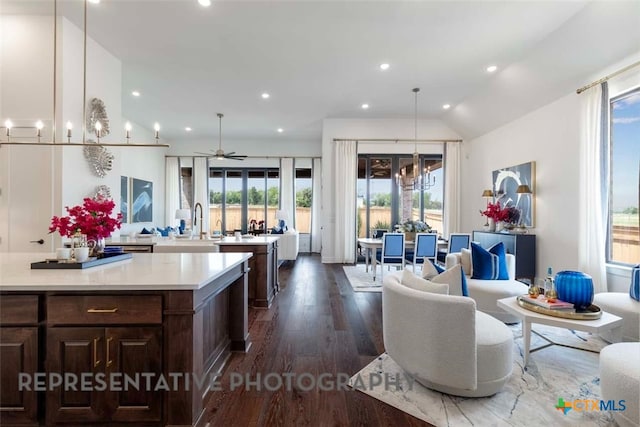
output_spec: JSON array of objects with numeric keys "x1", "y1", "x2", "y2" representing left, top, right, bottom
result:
[
  {"x1": 0, "y1": 252, "x2": 252, "y2": 291},
  {"x1": 213, "y1": 236, "x2": 280, "y2": 245}
]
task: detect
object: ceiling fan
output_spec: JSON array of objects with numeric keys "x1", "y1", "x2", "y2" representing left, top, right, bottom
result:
[{"x1": 196, "y1": 113, "x2": 247, "y2": 160}]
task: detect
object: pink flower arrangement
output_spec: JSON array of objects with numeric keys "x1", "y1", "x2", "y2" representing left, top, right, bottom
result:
[{"x1": 49, "y1": 196, "x2": 123, "y2": 239}]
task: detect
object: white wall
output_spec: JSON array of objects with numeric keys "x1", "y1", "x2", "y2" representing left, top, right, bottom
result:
[
  {"x1": 321, "y1": 118, "x2": 460, "y2": 263},
  {"x1": 462, "y1": 93, "x2": 580, "y2": 282},
  {"x1": 167, "y1": 138, "x2": 321, "y2": 159},
  {"x1": 0, "y1": 15, "x2": 167, "y2": 251},
  {"x1": 461, "y1": 54, "x2": 640, "y2": 288}
]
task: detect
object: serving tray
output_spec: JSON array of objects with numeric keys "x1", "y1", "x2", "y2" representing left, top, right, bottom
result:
[
  {"x1": 516, "y1": 295, "x2": 602, "y2": 320},
  {"x1": 31, "y1": 253, "x2": 133, "y2": 270}
]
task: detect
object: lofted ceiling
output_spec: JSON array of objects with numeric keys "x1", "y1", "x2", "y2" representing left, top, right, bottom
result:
[{"x1": 2, "y1": 0, "x2": 639, "y2": 143}]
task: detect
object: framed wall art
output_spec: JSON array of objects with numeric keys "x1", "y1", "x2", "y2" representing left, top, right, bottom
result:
[
  {"x1": 131, "y1": 178, "x2": 153, "y2": 223},
  {"x1": 492, "y1": 161, "x2": 536, "y2": 227},
  {"x1": 120, "y1": 176, "x2": 129, "y2": 223}
]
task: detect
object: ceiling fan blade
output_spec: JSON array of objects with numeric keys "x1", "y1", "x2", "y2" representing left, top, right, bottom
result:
[
  {"x1": 226, "y1": 154, "x2": 247, "y2": 158},
  {"x1": 226, "y1": 156, "x2": 245, "y2": 161}
]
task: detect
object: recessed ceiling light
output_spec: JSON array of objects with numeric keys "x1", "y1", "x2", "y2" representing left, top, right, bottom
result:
[
  {"x1": 277, "y1": 128, "x2": 284, "y2": 133},
  {"x1": 185, "y1": 127, "x2": 192, "y2": 132},
  {"x1": 261, "y1": 93, "x2": 270, "y2": 99},
  {"x1": 131, "y1": 90, "x2": 140, "y2": 97},
  {"x1": 361, "y1": 104, "x2": 369, "y2": 109},
  {"x1": 379, "y1": 63, "x2": 390, "y2": 71},
  {"x1": 486, "y1": 65, "x2": 498, "y2": 73},
  {"x1": 88, "y1": 0, "x2": 100, "y2": 4},
  {"x1": 198, "y1": 0, "x2": 212, "y2": 6},
  {"x1": 442, "y1": 104, "x2": 451, "y2": 110}
]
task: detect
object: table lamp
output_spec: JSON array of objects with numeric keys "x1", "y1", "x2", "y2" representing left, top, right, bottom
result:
[
  {"x1": 275, "y1": 210, "x2": 289, "y2": 230},
  {"x1": 481, "y1": 189, "x2": 493, "y2": 226},
  {"x1": 175, "y1": 209, "x2": 191, "y2": 234}
]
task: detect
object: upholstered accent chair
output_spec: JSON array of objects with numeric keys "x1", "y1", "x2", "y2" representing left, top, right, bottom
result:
[
  {"x1": 404, "y1": 232, "x2": 437, "y2": 273},
  {"x1": 446, "y1": 252, "x2": 528, "y2": 323},
  {"x1": 593, "y1": 266, "x2": 640, "y2": 342},
  {"x1": 600, "y1": 342, "x2": 640, "y2": 427},
  {"x1": 375, "y1": 232, "x2": 405, "y2": 282},
  {"x1": 437, "y1": 233, "x2": 471, "y2": 265},
  {"x1": 382, "y1": 274, "x2": 513, "y2": 397}
]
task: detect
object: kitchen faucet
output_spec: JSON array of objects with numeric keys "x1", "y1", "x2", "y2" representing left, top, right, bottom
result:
[{"x1": 194, "y1": 202, "x2": 205, "y2": 239}]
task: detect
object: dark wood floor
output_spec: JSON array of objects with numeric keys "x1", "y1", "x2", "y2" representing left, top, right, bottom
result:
[{"x1": 202, "y1": 254, "x2": 432, "y2": 426}]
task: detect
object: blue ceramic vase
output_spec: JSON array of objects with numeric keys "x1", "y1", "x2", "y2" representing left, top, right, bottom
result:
[{"x1": 555, "y1": 271, "x2": 594, "y2": 310}]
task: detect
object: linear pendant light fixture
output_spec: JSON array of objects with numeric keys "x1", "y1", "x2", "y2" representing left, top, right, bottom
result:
[{"x1": 0, "y1": 0, "x2": 168, "y2": 148}]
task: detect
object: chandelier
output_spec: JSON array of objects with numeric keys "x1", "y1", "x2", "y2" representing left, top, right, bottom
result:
[
  {"x1": 0, "y1": 0, "x2": 168, "y2": 148},
  {"x1": 395, "y1": 88, "x2": 436, "y2": 191}
]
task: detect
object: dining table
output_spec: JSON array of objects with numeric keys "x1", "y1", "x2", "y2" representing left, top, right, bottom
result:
[{"x1": 357, "y1": 237, "x2": 448, "y2": 281}]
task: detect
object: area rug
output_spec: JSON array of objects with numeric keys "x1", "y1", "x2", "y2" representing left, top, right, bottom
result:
[
  {"x1": 342, "y1": 264, "x2": 382, "y2": 292},
  {"x1": 350, "y1": 324, "x2": 615, "y2": 426}
]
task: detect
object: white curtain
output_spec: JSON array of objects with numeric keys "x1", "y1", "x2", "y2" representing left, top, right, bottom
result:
[
  {"x1": 443, "y1": 141, "x2": 461, "y2": 239},
  {"x1": 165, "y1": 157, "x2": 179, "y2": 228},
  {"x1": 280, "y1": 158, "x2": 295, "y2": 228},
  {"x1": 193, "y1": 157, "x2": 209, "y2": 236},
  {"x1": 311, "y1": 158, "x2": 322, "y2": 253},
  {"x1": 578, "y1": 83, "x2": 608, "y2": 293},
  {"x1": 334, "y1": 141, "x2": 357, "y2": 263}
]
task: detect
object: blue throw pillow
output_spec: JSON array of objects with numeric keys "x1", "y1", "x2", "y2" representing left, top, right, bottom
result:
[
  {"x1": 470, "y1": 242, "x2": 509, "y2": 280},
  {"x1": 271, "y1": 227, "x2": 284, "y2": 234},
  {"x1": 630, "y1": 264, "x2": 640, "y2": 302}
]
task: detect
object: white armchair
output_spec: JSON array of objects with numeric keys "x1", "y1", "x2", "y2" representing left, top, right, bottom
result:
[
  {"x1": 277, "y1": 229, "x2": 299, "y2": 261},
  {"x1": 382, "y1": 274, "x2": 513, "y2": 397},
  {"x1": 446, "y1": 252, "x2": 528, "y2": 323}
]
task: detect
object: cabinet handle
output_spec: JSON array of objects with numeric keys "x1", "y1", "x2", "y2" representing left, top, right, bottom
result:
[
  {"x1": 93, "y1": 337, "x2": 101, "y2": 367},
  {"x1": 106, "y1": 337, "x2": 113, "y2": 368},
  {"x1": 87, "y1": 308, "x2": 118, "y2": 313}
]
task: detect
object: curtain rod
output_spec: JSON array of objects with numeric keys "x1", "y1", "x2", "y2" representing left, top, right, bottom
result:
[
  {"x1": 333, "y1": 138, "x2": 462, "y2": 143},
  {"x1": 576, "y1": 60, "x2": 640, "y2": 94}
]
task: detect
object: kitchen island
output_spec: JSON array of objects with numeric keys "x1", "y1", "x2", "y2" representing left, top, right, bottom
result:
[{"x1": 0, "y1": 252, "x2": 252, "y2": 427}]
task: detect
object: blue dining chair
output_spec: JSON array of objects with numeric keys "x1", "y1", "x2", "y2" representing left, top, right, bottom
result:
[
  {"x1": 405, "y1": 232, "x2": 438, "y2": 273},
  {"x1": 375, "y1": 232, "x2": 405, "y2": 281},
  {"x1": 437, "y1": 233, "x2": 471, "y2": 265}
]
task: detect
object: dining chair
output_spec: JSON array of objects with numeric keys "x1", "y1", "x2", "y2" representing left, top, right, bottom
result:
[
  {"x1": 405, "y1": 232, "x2": 438, "y2": 273},
  {"x1": 375, "y1": 232, "x2": 405, "y2": 282},
  {"x1": 437, "y1": 233, "x2": 471, "y2": 265}
]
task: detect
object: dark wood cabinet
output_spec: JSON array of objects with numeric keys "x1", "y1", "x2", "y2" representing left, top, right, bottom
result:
[
  {"x1": 0, "y1": 295, "x2": 39, "y2": 426},
  {"x1": 216, "y1": 238, "x2": 279, "y2": 308},
  {"x1": 472, "y1": 231, "x2": 537, "y2": 283},
  {"x1": 0, "y1": 327, "x2": 39, "y2": 426},
  {"x1": 46, "y1": 326, "x2": 162, "y2": 425}
]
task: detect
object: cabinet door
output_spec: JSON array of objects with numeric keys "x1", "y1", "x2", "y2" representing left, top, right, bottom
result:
[
  {"x1": 0, "y1": 327, "x2": 38, "y2": 425},
  {"x1": 106, "y1": 327, "x2": 162, "y2": 423},
  {"x1": 46, "y1": 328, "x2": 106, "y2": 424}
]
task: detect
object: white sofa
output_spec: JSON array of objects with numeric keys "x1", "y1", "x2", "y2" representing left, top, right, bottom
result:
[
  {"x1": 446, "y1": 252, "x2": 528, "y2": 323},
  {"x1": 277, "y1": 229, "x2": 299, "y2": 261},
  {"x1": 383, "y1": 273, "x2": 513, "y2": 397}
]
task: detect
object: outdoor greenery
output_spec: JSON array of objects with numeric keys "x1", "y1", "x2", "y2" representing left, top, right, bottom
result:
[
  {"x1": 621, "y1": 207, "x2": 639, "y2": 215},
  {"x1": 210, "y1": 187, "x2": 313, "y2": 207},
  {"x1": 373, "y1": 220, "x2": 391, "y2": 230}
]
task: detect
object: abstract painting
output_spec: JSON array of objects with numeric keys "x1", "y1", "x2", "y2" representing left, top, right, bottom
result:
[
  {"x1": 492, "y1": 161, "x2": 536, "y2": 227},
  {"x1": 131, "y1": 178, "x2": 153, "y2": 223},
  {"x1": 120, "y1": 176, "x2": 129, "y2": 223}
]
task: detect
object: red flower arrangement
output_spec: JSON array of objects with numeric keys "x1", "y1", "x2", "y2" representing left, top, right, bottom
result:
[
  {"x1": 481, "y1": 202, "x2": 520, "y2": 224},
  {"x1": 49, "y1": 196, "x2": 123, "y2": 239}
]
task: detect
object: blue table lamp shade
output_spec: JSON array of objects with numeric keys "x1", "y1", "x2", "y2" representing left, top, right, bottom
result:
[
  {"x1": 175, "y1": 209, "x2": 191, "y2": 234},
  {"x1": 555, "y1": 270, "x2": 594, "y2": 310}
]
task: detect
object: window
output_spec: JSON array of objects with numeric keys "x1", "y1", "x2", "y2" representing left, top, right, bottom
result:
[
  {"x1": 357, "y1": 154, "x2": 443, "y2": 237},
  {"x1": 295, "y1": 168, "x2": 312, "y2": 233},
  {"x1": 608, "y1": 88, "x2": 640, "y2": 265},
  {"x1": 208, "y1": 168, "x2": 279, "y2": 234}
]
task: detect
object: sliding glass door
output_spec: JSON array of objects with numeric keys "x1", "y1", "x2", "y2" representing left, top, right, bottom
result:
[{"x1": 358, "y1": 154, "x2": 443, "y2": 237}]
